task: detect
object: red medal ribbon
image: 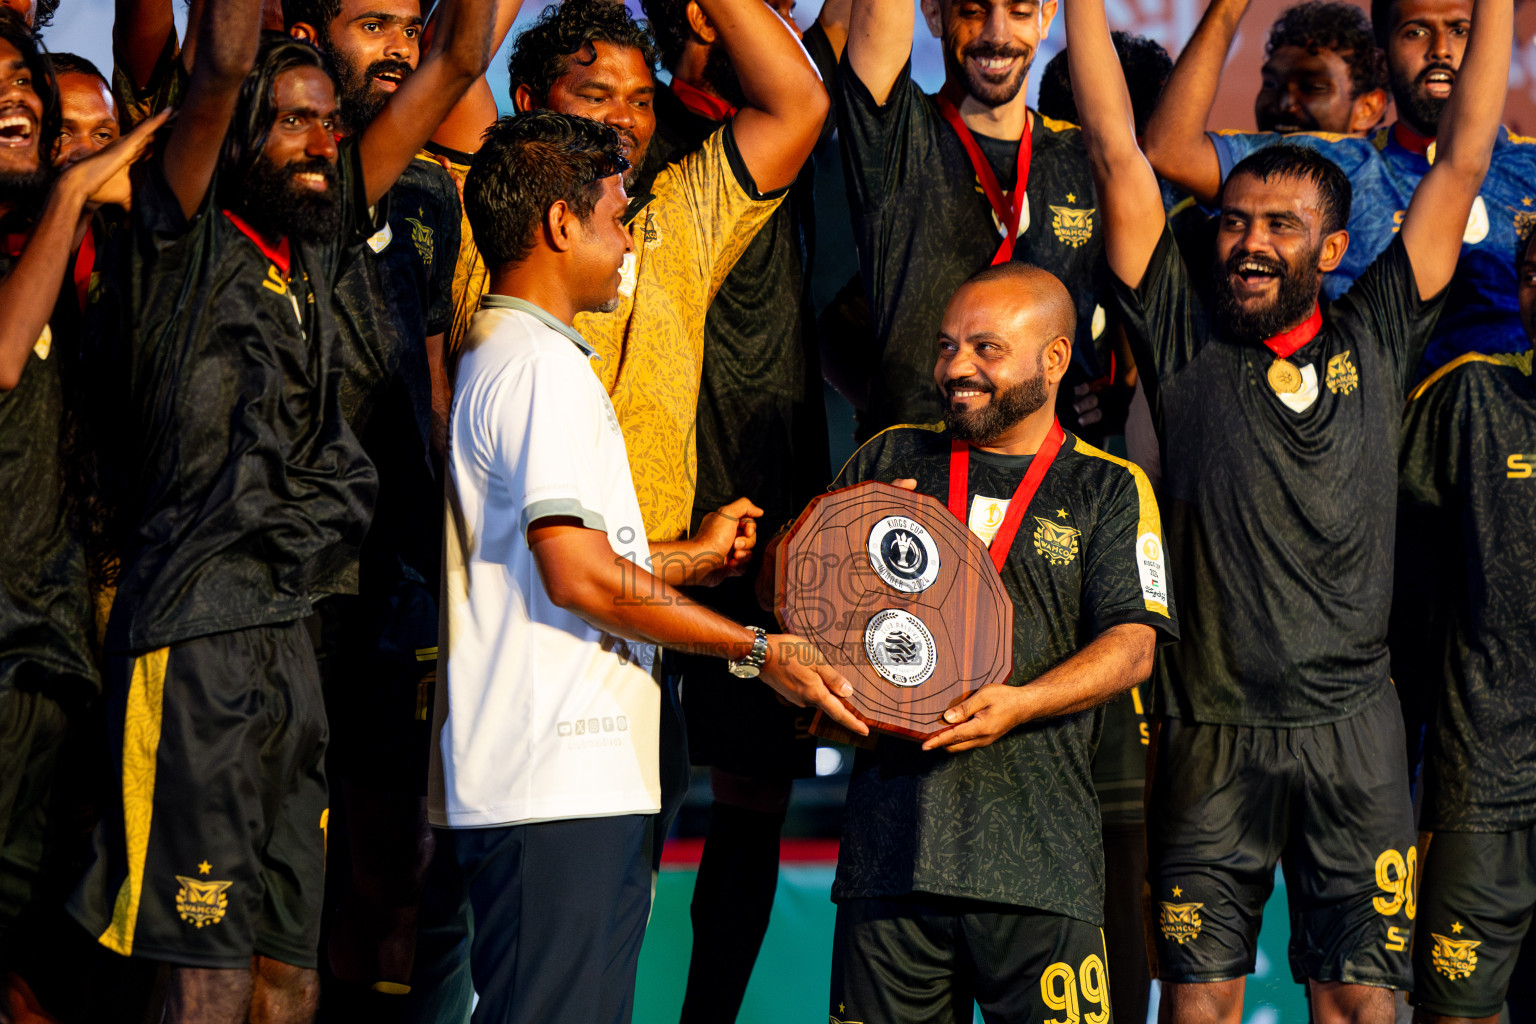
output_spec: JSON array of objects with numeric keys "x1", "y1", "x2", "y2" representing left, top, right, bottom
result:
[
  {"x1": 1262, "y1": 304, "x2": 1322, "y2": 360},
  {"x1": 671, "y1": 77, "x2": 738, "y2": 122},
  {"x1": 222, "y1": 208, "x2": 291, "y2": 278},
  {"x1": 1392, "y1": 121, "x2": 1435, "y2": 157},
  {"x1": 73, "y1": 226, "x2": 95, "y2": 311},
  {"x1": 947, "y1": 418, "x2": 1066, "y2": 573},
  {"x1": 935, "y1": 84, "x2": 1031, "y2": 265},
  {"x1": 2, "y1": 230, "x2": 28, "y2": 258}
]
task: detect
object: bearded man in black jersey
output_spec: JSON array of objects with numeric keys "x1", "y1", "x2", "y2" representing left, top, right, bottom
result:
[
  {"x1": 1066, "y1": 0, "x2": 1507, "y2": 1016},
  {"x1": 1388, "y1": 228, "x2": 1536, "y2": 1024},
  {"x1": 65, "y1": 0, "x2": 492, "y2": 1020},
  {"x1": 283, "y1": 0, "x2": 467, "y2": 1004},
  {"x1": 810, "y1": 261, "x2": 1177, "y2": 1023},
  {"x1": 0, "y1": 8, "x2": 165, "y2": 1003}
]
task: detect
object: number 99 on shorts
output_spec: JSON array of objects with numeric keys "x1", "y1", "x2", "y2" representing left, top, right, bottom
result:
[
  {"x1": 1041, "y1": 953, "x2": 1109, "y2": 1024},
  {"x1": 1374, "y1": 846, "x2": 1417, "y2": 952}
]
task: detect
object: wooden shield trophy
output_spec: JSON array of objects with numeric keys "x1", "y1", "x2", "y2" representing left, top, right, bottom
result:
[{"x1": 775, "y1": 481, "x2": 1014, "y2": 742}]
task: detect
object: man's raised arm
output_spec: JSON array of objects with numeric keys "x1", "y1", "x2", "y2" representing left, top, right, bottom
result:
[
  {"x1": 1398, "y1": 0, "x2": 1509, "y2": 300},
  {"x1": 358, "y1": 0, "x2": 496, "y2": 204},
  {"x1": 1067, "y1": 0, "x2": 1165, "y2": 288},
  {"x1": 161, "y1": 0, "x2": 262, "y2": 218},
  {"x1": 845, "y1": 0, "x2": 911, "y2": 106},
  {"x1": 427, "y1": 0, "x2": 524, "y2": 155},
  {"x1": 698, "y1": 0, "x2": 828, "y2": 193},
  {"x1": 1141, "y1": 0, "x2": 1252, "y2": 203}
]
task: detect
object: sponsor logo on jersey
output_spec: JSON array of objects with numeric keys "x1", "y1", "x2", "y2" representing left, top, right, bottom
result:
[
  {"x1": 262, "y1": 264, "x2": 287, "y2": 295},
  {"x1": 1508, "y1": 453, "x2": 1534, "y2": 479},
  {"x1": 1430, "y1": 932, "x2": 1481, "y2": 980},
  {"x1": 1033, "y1": 517, "x2": 1081, "y2": 565},
  {"x1": 405, "y1": 215, "x2": 434, "y2": 266},
  {"x1": 1516, "y1": 210, "x2": 1536, "y2": 238},
  {"x1": 175, "y1": 874, "x2": 233, "y2": 928},
  {"x1": 867, "y1": 516, "x2": 941, "y2": 593},
  {"x1": 1158, "y1": 901, "x2": 1204, "y2": 945},
  {"x1": 1136, "y1": 532, "x2": 1169, "y2": 606},
  {"x1": 1049, "y1": 204, "x2": 1096, "y2": 248},
  {"x1": 1326, "y1": 350, "x2": 1359, "y2": 395},
  {"x1": 864, "y1": 609, "x2": 937, "y2": 687}
]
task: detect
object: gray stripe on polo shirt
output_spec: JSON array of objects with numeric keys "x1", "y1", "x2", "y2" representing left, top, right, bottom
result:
[{"x1": 522, "y1": 498, "x2": 608, "y2": 538}]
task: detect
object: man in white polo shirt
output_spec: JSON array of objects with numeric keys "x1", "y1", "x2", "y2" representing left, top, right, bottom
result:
[{"x1": 428, "y1": 110, "x2": 867, "y2": 1024}]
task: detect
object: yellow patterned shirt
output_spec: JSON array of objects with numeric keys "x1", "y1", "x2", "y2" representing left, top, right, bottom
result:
[{"x1": 443, "y1": 127, "x2": 783, "y2": 541}]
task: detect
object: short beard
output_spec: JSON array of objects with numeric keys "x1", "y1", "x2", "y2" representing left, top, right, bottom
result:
[
  {"x1": 236, "y1": 154, "x2": 341, "y2": 243},
  {"x1": 943, "y1": 35, "x2": 1033, "y2": 108},
  {"x1": 1211, "y1": 243, "x2": 1322, "y2": 345},
  {"x1": 702, "y1": 44, "x2": 747, "y2": 111},
  {"x1": 1391, "y1": 62, "x2": 1452, "y2": 135},
  {"x1": 943, "y1": 360, "x2": 1050, "y2": 444},
  {"x1": 0, "y1": 163, "x2": 51, "y2": 213},
  {"x1": 326, "y1": 40, "x2": 413, "y2": 134}
]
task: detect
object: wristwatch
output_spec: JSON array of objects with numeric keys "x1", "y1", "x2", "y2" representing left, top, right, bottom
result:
[{"x1": 727, "y1": 627, "x2": 769, "y2": 678}]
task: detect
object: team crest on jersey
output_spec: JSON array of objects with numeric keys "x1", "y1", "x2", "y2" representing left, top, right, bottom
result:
[
  {"x1": 1033, "y1": 517, "x2": 1080, "y2": 565},
  {"x1": 1325, "y1": 350, "x2": 1359, "y2": 395},
  {"x1": 1159, "y1": 902, "x2": 1204, "y2": 944},
  {"x1": 1430, "y1": 933, "x2": 1481, "y2": 980},
  {"x1": 1049, "y1": 204, "x2": 1096, "y2": 247},
  {"x1": 175, "y1": 875, "x2": 233, "y2": 928},
  {"x1": 405, "y1": 216, "x2": 434, "y2": 266},
  {"x1": 1515, "y1": 210, "x2": 1536, "y2": 238}
]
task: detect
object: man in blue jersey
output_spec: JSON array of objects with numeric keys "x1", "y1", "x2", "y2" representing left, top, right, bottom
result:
[{"x1": 1143, "y1": 0, "x2": 1535, "y2": 371}]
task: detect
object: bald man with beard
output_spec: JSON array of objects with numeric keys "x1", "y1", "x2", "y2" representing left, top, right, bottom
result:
[{"x1": 799, "y1": 263, "x2": 1179, "y2": 1023}]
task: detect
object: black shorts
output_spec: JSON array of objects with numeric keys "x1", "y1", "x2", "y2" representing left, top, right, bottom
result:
[
  {"x1": 830, "y1": 894, "x2": 1112, "y2": 1024},
  {"x1": 1412, "y1": 828, "x2": 1536, "y2": 1018},
  {"x1": 310, "y1": 594, "x2": 435, "y2": 795},
  {"x1": 0, "y1": 688, "x2": 70, "y2": 943},
  {"x1": 679, "y1": 575, "x2": 815, "y2": 780},
  {"x1": 68, "y1": 624, "x2": 328, "y2": 969},
  {"x1": 1147, "y1": 688, "x2": 1415, "y2": 987}
]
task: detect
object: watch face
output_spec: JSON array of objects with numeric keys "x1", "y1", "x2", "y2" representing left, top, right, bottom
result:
[{"x1": 728, "y1": 662, "x2": 762, "y2": 679}]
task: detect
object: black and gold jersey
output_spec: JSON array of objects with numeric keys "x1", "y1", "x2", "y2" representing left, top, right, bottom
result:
[
  {"x1": 327, "y1": 154, "x2": 459, "y2": 630},
  {"x1": 834, "y1": 61, "x2": 1108, "y2": 437},
  {"x1": 828, "y1": 424, "x2": 1177, "y2": 923},
  {"x1": 1399, "y1": 350, "x2": 1536, "y2": 831},
  {"x1": 105, "y1": 146, "x2": 378, "y2": 653},
  {"x1": 1113, "y1": 227, "x2": 1446, "y2": 726},
  {"x1": 0, "y1": 256, "x2": 97, "y2": 698},
  {"x1": 645, "y1": 80, "x2": 829, "y2": 537}
]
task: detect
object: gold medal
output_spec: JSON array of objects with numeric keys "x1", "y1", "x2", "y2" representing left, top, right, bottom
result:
[{"x1": 1267, "y1": 357, "x2": 1302, "y2": 394}]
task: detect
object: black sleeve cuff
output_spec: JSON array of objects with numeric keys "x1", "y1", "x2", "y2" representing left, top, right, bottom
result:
[{"x1": 721, "y1": 122, "x2": 791, "y2": 202}]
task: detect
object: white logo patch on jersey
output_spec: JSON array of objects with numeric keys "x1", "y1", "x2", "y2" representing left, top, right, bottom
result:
[
  {"x1": 1136, "y1": 532, "x2": 1169, "y2": 608},
  {"x1": 967, "y1": 496, "x2": 1010, "y2": 546},
  {"x1": 1463, "y1": 195, "x2": 1489, "y2": 245}
]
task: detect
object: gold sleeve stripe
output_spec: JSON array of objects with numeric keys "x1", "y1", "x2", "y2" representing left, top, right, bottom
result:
[
  {"x1": 1071, "y1": 437, "x2": 1171, "y2": 619},
  {"x1": 1407, "y1": 349, "x2": 1534, "y2": 405},
  {"x1": 98, "y1": 647, "x2": 169, "y2": 956},
  {"x1": 828, "y1": 421, "x2": 946, "y2": 490}
]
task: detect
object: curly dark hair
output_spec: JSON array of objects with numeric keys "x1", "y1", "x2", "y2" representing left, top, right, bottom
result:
[
  {"x1": 31, "y1": 0, "x2": 57, "y2": 29},
  {"x1": 466, "y1": 109, "x2": 627, "y2": 268},
  {"x1": 1036, "y1": 31, "x2": 1172, "y2": 135},
  {"x1": 639, "y1": 0, "x2": 688, "y2": 71},
  {"x1": 1267, "y1": 1, "x2": 1388, "y2": 100},
  {"x1": 507, "y1": 0, "x2": 659, "y2": 103},
  {"x1": 1517, "y1": 217, "x2": 1536, "y2": 266},
  {"x1": 0, "y1": 9, "x2": 60, "y2": 163},
  {"x1": 1225, "y1": 143, "x2": 1353, "y2": 234}
]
